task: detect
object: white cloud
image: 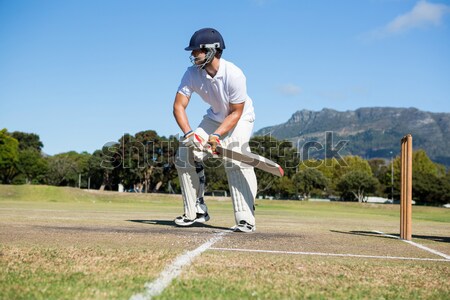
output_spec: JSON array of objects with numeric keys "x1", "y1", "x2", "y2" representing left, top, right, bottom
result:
[
  {"x1": 367, "y1": 0, "x2": 450, "y2": 39},
  {"x1": 388, "y1": 1, "x2": 450, "y2": 32},
  {"x1": 277, "y1": 83, "x2": 302, "y2": 96}
]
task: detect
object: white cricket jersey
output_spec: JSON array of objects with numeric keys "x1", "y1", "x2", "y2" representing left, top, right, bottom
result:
[{"x1": 177, "y1": 58, "x2": 255, "y2": 123}]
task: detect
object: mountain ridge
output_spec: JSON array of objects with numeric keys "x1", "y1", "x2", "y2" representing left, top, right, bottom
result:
[{"x1": 254, "y1": 107, "x2": 450, "y2": 166}]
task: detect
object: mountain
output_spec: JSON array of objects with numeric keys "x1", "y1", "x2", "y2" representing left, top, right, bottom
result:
[{"x1": 254, "y1": 107, "x2": 450, "y2": 166}]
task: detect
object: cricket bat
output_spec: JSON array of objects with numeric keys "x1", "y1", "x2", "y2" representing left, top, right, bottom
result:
[{"x1": 215, "y1": 145, "x2": 284, "y2": 177}]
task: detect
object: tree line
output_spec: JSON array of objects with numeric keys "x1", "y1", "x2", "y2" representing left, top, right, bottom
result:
[{"x1": 1, "y1": 128, "x2": 449, "y2": 206}]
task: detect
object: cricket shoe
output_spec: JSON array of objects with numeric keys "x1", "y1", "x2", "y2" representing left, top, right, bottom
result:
[
  {"x1": 195, "y1": 199, "x2": 208, "y2": 215},
  {"x1": 230, "y1": 220, "x2": 255, "y2": 233},
  {"x1": 174, "y1": 213, "x2": 210, "y2": 227},
  {"x1": 194, "y1": 212, "x2": 210, "y2": 223}
]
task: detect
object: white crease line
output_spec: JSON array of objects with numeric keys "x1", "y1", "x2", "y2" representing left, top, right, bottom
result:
[
  {"x1": 210, "y1": 247, "x2": 450, "y2": 262},
  {"x1": 130, "y1": 231, "x2": 226, "y2": 300},
  {"x1": 372, "y1": 230, "x2": 450, "y2": 260}
]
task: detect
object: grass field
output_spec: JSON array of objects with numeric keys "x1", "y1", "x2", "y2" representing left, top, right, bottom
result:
[{"x1": 0, "y1": 185, "x2": 449, "y2": 300}]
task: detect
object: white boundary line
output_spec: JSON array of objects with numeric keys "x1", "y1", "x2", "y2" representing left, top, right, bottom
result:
[
  {"x1": 372, "y1": 230, "x2": 450, "y2": 260},
  {"x1": 209, "y1": 247, "x2": 450, "y2": 262},
  {"x1": 130, "y1": 232, "x2": 226, "y2": 300}
]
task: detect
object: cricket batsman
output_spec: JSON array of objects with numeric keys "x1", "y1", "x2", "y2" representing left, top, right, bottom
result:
[{"x1": 173, "y1": 28, "x2": 257, "y2": 233}]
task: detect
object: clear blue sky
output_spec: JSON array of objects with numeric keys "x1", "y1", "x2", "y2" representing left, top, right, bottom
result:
[{"x1": 1, "y1": 0, "x2": 449, "y2": 155}]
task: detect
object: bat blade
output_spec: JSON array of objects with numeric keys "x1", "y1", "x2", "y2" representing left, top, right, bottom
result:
[{"x1": 215, "y1": 145, "x2": 284, "y2": 177}]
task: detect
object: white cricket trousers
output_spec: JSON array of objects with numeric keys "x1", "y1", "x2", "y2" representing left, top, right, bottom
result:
[{"x1": 175, "y1": 116, "x2": 258, "y2": 226}]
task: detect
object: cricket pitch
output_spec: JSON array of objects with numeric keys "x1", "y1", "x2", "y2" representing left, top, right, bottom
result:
[{"x1": 0, "y1": 185, "x2": 449, "y2": 299}]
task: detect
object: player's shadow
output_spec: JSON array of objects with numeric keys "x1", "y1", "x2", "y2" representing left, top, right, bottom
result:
[
  {"x1": 331, "y1": 230, "x2": 450, "y2": 243},
  {"x1": 127, "y1": 219, "x2": 230, "y2": 231},
  {"x1": 410, "y1": 234, "x2": 450, "y2": 243}
]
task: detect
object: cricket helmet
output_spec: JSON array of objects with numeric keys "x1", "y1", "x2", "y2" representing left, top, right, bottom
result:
[{"x1": 185, "y1": 28, "x2": 226, "y2": 51}]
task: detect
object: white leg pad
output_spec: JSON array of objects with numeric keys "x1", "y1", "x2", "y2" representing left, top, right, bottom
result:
[
  {"x1": 195, "y1": 162, "x2": 208, "y2": 214},
  {"x1": 226, "y1": 167, "x2": 257, "y2": 226},
  {"x1": 177, "y1": 169, "x2": 199, "y2": 220},
  {"x1": 175, "y1": 145, "x2": 199, "y2": 220}
]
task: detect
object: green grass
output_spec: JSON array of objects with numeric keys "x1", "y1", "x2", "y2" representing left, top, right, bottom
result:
[
  {"x1": 1, "y1": 246, "x2": 163, "y2": 300},
  {"x1": 0, "y1": 184, "x2": 176, "y2": 204},
  {"x1": 161, "y1": 254, "x2": 450, "y2": 300},
  {"x1": 1, "y1": 184, "x2": 447, "y2": 222},
  {"x1": 0, "y1": 184, "x2": 449, "y2": 300}
]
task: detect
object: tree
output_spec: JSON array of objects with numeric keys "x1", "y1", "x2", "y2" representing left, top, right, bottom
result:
[
  {"x1": 15, "y1": 148, "x2": 48, "y2": 184},
  {"x1": 250, "y1": 135, "x2": 299, "y2": 197},
  {"x1": 95, "y1": 142, "x2": 122, "y2": 191},
  {"x1": 1, "y1": 130, "x2": 47, "y2": 184},
  {"x1": 10, "y1": 131, "x2": 43, "y2": 151},
  {"x1": 272, "y1": 176, "x2": 296, "y2": 199},
  {"x1": 368, "y1": 158, "x2": 388, "y2": 179},
  {"x1": 87, "y1": 149, "x2": 110, "y2": 190},
  {"x1": 391, "y1": 150, "x2": 447, "y2": 204},
  {"x1": 413, "y1": 149, "x2": 445, "y2": 176},
  {"x1": 368, "y1": 158, "x2": 390, "y2": 197},
  {"x1": 412, "y1": 150, "x2": 446, "y2": 204},
  {"x1": 312, "y1": 155, "x2": 373, "y2": 196},
  {"x1": 203, "y1": 158, "x2": 228, "y2": 192},
  {"x1": 45, "y1": 151, "x2": 90, "y2": 186},
  {"x1": 91, "y1": 131, "x2": 179, "y2": 192},
  {"x1": 432, "y1": 172, "x2": 450, "y2": 205},
  {"x1": 119, "y1": 130, "x2": 179, "y2": 193},
  {"x1": 337, "y1": 171, "x2": 379, "y2": 202},
  {"x1": 0, "y1": 129, "x2": 19, "y2": 183},
  {"x1": 293, "y1": 168, "x2": 329, "y2": 199},
  {"x1": 333, "y1": 156, "x2": 372, "y2": 178}
]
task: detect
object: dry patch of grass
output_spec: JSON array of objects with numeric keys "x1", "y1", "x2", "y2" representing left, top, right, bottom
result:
[
  {"x1": 161, "y1": 251, "x2": 450, "y2": 300},
  {"x1": 0, "y1": 245, "x2": 172, "y2": 300}
]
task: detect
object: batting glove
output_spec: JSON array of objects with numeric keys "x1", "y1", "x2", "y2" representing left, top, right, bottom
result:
[
  {"x1": 183, "y1": 130, "x2": 206, "y2": 151},
  {"x1": 208, "y1": 133, "x2": 221, "y2": 153}
]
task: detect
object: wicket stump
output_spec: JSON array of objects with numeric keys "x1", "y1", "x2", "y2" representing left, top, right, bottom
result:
[{"x1": 400, "y1": 134, "x2": 412, "y2": 240}]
